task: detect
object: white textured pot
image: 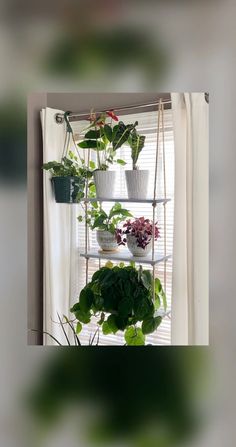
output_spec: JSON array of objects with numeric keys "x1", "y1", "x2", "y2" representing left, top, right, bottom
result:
[
  {"x1": 125, "y1": 170, "x2": 149, "y2": 199},
  {"x1": 127, "y1": 234, "x2": 152, "y2": 257},
  {"x1": 96, "y1": 230, "x2": 118, "y2": 252},
  {"x1": 93, "y1": 170, "x2": 116, "y2": 199}
]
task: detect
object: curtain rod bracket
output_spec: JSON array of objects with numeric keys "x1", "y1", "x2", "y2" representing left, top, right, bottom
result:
[{"x1": 55, "y1": 113, "x2": 64, "y2": 124}]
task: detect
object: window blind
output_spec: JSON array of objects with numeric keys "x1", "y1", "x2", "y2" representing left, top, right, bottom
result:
[{"x1": 70, "y1": 108, "x2": 174, "y2": 345}]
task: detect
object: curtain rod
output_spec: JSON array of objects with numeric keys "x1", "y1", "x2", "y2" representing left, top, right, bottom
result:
[{"x1": 55, "y1": 99, "x2": 172, "y2": 124}]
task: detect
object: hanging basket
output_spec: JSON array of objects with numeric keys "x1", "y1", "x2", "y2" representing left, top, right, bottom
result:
[{"x1": 51, "y1": 176, "x2": 85, "y2": 203}]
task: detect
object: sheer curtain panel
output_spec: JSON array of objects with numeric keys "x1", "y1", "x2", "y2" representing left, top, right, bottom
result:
[
  {"x1": 171, "y1": 93, "x2": 209, "y2": 345},
  {"x1": 41, "y1": 108, "x2": 78, "y2": 345}
]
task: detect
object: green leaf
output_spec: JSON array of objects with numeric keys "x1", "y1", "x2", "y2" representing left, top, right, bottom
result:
[
  {"x1": 128, "y1": 128, "x2": 146, "y2": 169},
  {"x1": 75, "y1": 309, "x2": 91, "y2": 324},
  {"x1": 80, "y1": 287, "x2": 94, "y2": 312},
  {"x1": 102, "y1": 321, "x2": 112, "y2": 335},
  {"x1": 78, "y1": 140, "x2": 105, "y2": 150},
  {"x1": 84, "y1": 129, "x2": 101, "y2": 139},
  {"x1": 125, "y1": 326, "x2": 145, "y2": 346},
  {"x1": 76, "y1": 322, "x2": 82, "y2": 334},
  {"x1": 89, "y1": 160, "x2": 96, "y2": 169},
  {"x1": 155, "y1": 278, "x2": 167, "y2": 311},
  {"x1": 141, "y1": 270, "x2": 153, "y2": 290},
  {"x1": 77, "y1": 215, "x2": 83, "y2": 223},
  {"x1": 104, "y1": 124, "x2": 113, "y2": 142},
  {"x1": 116, "y1": 159, "x2": 126, "y2": 165},
  {"x1": 112, "y1": 122, "x2": 135, "y2": 150},
  {"x1": 105, "y1": 261, "x2": 113, "y2": 269},
  {"x1": 118, "y1": 298, "x2": 133, "y2": 317},
  {"x1": 142, "y1": 316, "x2": 162, "y2": 335},
  {"x1": 106, "y1": 315, "x2": 119, "y2": 334}
]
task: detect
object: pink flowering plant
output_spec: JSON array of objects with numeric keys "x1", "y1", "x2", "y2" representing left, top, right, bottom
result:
[{"x1": 116, "y1": 217, "x2": 160, "y2": 249}]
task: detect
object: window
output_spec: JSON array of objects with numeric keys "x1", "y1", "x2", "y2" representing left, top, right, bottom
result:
[{"x1": 71, "y1": 108, "x2": 174, "y2": 345}]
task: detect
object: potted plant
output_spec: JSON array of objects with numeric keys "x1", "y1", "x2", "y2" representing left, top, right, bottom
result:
[
  {"x1": 42, "y1": 151, "x2": 90, "y2": 203},
  {"x1": 78, "y1": 202, "x2": 132, "y2": 252},
  {"x1": 125, "y1": 127, "x2": 149, "y2": 199},
  {"x1": 78, "y1": 111, "x2": 137, "y2": 199},
  {"x1": 116, "y1": 217, "x2": 160, "y2": 257},
  {"x1": 70, "y1": 262, "x2": 167, "y2": 346}
]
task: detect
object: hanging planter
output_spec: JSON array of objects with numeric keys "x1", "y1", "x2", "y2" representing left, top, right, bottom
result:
[
  {"x1": 125, "y1": 127, "x2": 149, "y2": 199},
  {"x1": 43, "y1": 111, "x2": 88, "y2": 204},
  {"x1": 78, "y1": 111, "x2": 137, "y2": 199},
  {"x1": 51, "y1": 175, "x2": 85, "y2": 204}
]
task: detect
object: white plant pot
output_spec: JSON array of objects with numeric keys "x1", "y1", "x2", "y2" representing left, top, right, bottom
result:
[
  {"x1": 93, "y1": 170, "x2": 116, "y2": 199},
  {"x1": 125, "y1": 170, "x2": 149, "y2": 200},
  {"x1": 96, "y1": 230, "x2": 118, "y2": 252},
  {"x1": 126, "y1": 234, "x2": 152, "y2": 257}
]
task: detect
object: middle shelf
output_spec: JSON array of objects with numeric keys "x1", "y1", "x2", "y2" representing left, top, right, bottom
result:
[{"x1": 80, "y1": 248, "x2": 171, "y2": 266}]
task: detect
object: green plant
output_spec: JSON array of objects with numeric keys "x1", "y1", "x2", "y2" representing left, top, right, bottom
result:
[
  {"x1": 128, "y1": 127, "x2": 146, "y2": 170},
  {"x1": 70, "y1": 262, "x2": 167, "y2": 345},
  {"x1": 79, "y1": 202, "x2": 132, "y2": 234},
  {"x1": 78, "y1": 111, "x2": 138, "y2": 170},
  {"x1": 42, "y1": 151, "x2": 91, "y2": 178}
]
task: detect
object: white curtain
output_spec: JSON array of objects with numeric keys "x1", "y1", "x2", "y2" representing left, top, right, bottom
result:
[
  {"x1": 41, "y1": 107, "x2": 79, "y2": 345},
  {"x1": 171, "y1": 93, "x2": 209, "y2": 345}
]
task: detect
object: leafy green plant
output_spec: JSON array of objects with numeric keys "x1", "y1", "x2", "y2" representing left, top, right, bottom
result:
[
  {"x1": 70, "y1": 262, "x2": 167, "y2": 345},
  {"x1": 128, "y1": 127, "x2": 146, "y2": 170},
  {"x1": 78, "y1": 111, "x2": 138, "y2": 170},
  {"x1": 80, "y1": 202, "x2": 133, "y2": 234},
  {"x1": 42, "y1": 151, "x2": 92, "y2": 179}
]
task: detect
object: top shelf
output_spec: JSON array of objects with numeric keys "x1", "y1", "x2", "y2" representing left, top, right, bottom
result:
[{"x1": 84, "y1": 197, "x2": 171, "y2": 204}]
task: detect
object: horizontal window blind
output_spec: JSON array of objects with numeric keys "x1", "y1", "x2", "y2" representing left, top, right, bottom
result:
[{"x1": 70, "y1": 108, "x2": 174, "y2": 345}]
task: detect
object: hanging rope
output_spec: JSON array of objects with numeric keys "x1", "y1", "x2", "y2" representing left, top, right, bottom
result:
[
  {"x1": 161, "y1": 102, "x2": 167, "y2": 293},
  {"x1": 152, "y1": 99, "x2": 162, "y2": 301}
]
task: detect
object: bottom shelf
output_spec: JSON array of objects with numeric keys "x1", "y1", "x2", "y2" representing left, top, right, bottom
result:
[{"x1": 80, "y1": 247, "x2": 171, "y2": 266}]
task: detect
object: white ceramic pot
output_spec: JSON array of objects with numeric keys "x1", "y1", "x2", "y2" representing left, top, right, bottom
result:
[
  {"x1": 96, "y1": 230, "x2": 118, "y2": 252},
  {"x1": 93, "y1": 170, "x2": 116, "y2": 199},
  {"x1": 125, "y1": 170, "x2": 149, "y2": 200},
  {"x1": 126, "y1": 234, "x2": 152, "y2": 257}
]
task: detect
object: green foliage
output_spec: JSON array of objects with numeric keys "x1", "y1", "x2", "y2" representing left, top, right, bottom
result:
[
  {"x1": 112, "y1": 121, "x2": 137, "y2": 150},
  {"x1": 128, "y1": 127, "x2": 146, "y2": 170},
  {"x1": 71, "y1": 263, "x2": 166, "y2": 345},
  {"x1": 77, "y1": 118, "x2": 137, "y2": 170},
  {"x1": 84, "y1": 202, "x2": 132, "y2": 234},
  {"x1": 124, "y1": 326, "x2": 145, "y2": 346},
  {"x1": 42, "y1": 152, "x2": 93, "y2": 180}
]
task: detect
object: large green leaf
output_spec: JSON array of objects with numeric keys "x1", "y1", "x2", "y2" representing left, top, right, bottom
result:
[
  {"x1": 128, "y1": 128, "x2": 146, "y2": 169},
  {"x1": 112, "y1": 122, "x2": 135, "y2": 150},
  {"x1": 141, "y1": 270, "x2": 153, "y2": 290},
  {"x1": 79, "y1": 287, "x2": 94, "y2": 312},
  {"x1": 155, "y1": 278, "x2": 167, "y2": 311},
  {"x1": 78, "y1": 140, "x2": 105, "y2": 150},
  {"x1": 118, "y1": 297, "x2": 133, "y2": 317},
  {"x1": 75, "y1": 308, "x2": 91, "y2": 324},
  {"x1": 103, "y1": 124, "x2": 113, "y2": 142},
  {"x1": 106, "y1": 315, "x2": 119, "y2": 334},
  {"x1": 125, "y1": 326, "x2": 145, "y2": 346},
  {"x1": 142, "y1": 316, "x2": 162, "y2": 335},
  {"x1": 84, "y1": 129, "x2": 101, "y2": 139}
]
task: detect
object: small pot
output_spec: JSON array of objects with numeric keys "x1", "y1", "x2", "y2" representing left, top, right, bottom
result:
[
  {"x1": 125, "y1": 170, "x2": 149, "y2": 200},
  {"x1": 126, "y1": 234, "x2": 152, "y2": 257},
  {"x1": 51, "y1": 176, "x2": 85, "y2": 203},
  {"x1": 93, "y1": 170, "x2": 117, "y2": 199},
  {"x1": 96, "y1": 229, "x2": 118, "y2": 252}
]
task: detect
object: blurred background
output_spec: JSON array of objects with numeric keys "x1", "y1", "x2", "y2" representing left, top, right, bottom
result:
[{"x1": 1, "y1": 0, "x2": 236, "y2": 445}]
